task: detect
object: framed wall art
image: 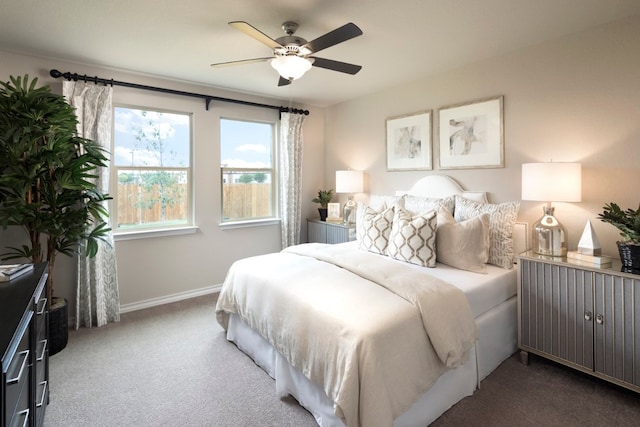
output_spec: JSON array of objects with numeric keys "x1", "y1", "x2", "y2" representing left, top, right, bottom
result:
[
  {"x1": 327, "y1": 203, "x2": 341, "y2": 221},
  {"x1": 437, "y1": 96, "x2": 504, "y2": 169},
  {"x1": 386, "y1": 110, "x2": 432, "y2": 171}
]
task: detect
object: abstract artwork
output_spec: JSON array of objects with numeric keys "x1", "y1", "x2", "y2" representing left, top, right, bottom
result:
[
  {"x1": 386, "y1": 110, "x2": 432, "y2": 171},
  {"x1": 437, "y1": 96, "x2": 504, "y2": 169}
]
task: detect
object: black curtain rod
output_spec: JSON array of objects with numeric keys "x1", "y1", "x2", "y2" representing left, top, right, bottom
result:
[{"x1": 49, "y1": 69, "x2": 309, "y2": 117}]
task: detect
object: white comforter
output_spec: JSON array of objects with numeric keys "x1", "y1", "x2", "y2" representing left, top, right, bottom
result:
[{"x1": 216, "y1": 243, "x2": 477, "y2": 427}]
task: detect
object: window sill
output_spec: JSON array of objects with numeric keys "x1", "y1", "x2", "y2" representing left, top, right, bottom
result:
[
  {"x1": 114, "y1": 226, "x2": 199, "y2": 241},
  {"x1": 219, "y1": 218, "x2": 281, "y2": 230}
]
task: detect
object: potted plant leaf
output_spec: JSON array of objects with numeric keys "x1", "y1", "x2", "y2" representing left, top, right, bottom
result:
[
  {"x1": 312, "y1": 189, "x2": 333, "y2": 221},
  {"x1": 0, "y1": 75, "x2": 111, "y2": 354},
  {"x1": 598, "y1": 202, "x2": 640, "y2": 274}
]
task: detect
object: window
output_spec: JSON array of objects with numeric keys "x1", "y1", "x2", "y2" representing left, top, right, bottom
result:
[
  {"x1": 113, "y1": 107, "x2": 192, "y2": 232},
  {"x1": 220, "y1": 118, "x2": 276, "y2": 223}
]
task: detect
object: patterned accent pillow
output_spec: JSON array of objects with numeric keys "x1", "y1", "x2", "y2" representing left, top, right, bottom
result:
[
  {"x1": 436, "y1": 208, "x2": 490, "y2": 274},
  {"x1": 403, "y1": 195, "x2": 455, "y2": 216},
  {"x1": 358, "y1": 205, "x2": 395, "y2": 255},
  {"x1": 387, "y1": 207, "x2": 438, "y2": 267},
  {"x1": 453, "y1": 196, "x2": 520, "y2": 269}
]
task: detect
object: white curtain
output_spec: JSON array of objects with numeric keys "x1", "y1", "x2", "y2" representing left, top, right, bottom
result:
[
  {"x1": 278, "y1": 112, "x2": 307, "y2": 248},
  {"x1": 63, "y1": 81, "x2": 120, "y2": 328}
]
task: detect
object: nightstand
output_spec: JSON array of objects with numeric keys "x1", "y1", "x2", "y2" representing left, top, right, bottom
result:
[
  {"x1": 518, "y1": 250, "x2": 640, "y2": 393},
  {"x1": 307, "y1": 218, "x2": 356, "y2": 244}
]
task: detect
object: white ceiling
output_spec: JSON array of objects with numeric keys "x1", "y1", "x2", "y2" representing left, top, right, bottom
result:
[{"x1": 1, "y1": 0, "x2": 639, "y2": 107}]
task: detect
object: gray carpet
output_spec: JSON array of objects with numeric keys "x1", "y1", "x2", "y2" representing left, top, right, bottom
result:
[{"x1": 44, "y1": 294, "x2": 640, "y2": 427}]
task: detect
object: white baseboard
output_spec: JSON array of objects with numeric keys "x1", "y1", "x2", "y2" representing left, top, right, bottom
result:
[{"x1": 119, "y1": 284, "x2": 222, "y2": 314}]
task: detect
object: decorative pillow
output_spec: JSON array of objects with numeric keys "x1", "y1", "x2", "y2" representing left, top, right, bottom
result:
[
  {"x1": 403, "y1": 195, "x2": 455, "y2": 216},
  {"x1": 358, "y1": 205, "x2": 395, "y2": 255},
  {"x1": 459, "y1": 191, "x2": 488, "y2": 204},
  {"x1": 436, "y1": 208, "x2": 490, "y2": 274},
  {"x1": 453, "y1": 196, "x2": 520, "y2": 269},
  {"x1": 387, "y1": 207, "x2": 437, "y2": 267},
  {"x1": 369, "y1": 194, "x2": 403, "y2": 211}
]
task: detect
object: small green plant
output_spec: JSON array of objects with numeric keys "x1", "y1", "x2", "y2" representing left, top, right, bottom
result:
[
  {"x1": 312, "y1": 189, "x2": 334, "y2": 208},
  {"x1": 598, "y1": 202, "x2": 640, "y2": 244}
]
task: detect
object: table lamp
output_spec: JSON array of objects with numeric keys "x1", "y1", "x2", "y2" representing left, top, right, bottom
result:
[
  {"x1": 521, "y1": 162, "x2": 582, "y2": 257},
  {"x1": 336, "y1": 170, "x2": 364, "y2": 225}
]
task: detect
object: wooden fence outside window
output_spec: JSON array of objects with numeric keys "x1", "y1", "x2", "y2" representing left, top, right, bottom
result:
[{"x1": 116, "y1": 183, "x2": 271, "y2": 226}]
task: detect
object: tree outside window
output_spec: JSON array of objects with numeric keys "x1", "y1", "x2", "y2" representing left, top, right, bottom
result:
[{"x1": 113, "y1": 107, "x2": 192, "y2": 231}]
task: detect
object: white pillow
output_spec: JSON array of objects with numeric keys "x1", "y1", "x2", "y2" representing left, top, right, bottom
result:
[
  {"x1": 453, "y1": 196, "x2": 520, "y2": 269},
  {"x1": 436, "y1": 208, "x2": 490, "y2": 274},
  {"x1": 403, "y1": 195, "x2": 455, "y2": 216},
  {"x1": 368, "y1": 194, "x2": 402, "y2": 211},
  {"x1": 387, "y1": 207, "x2": 437, "y2": 267},
  {"x1": 459, "y1": 191, "x2": 488, "y2": 203},
  {"x1": 358, "y1": 205, "x2": 395, "y2": 255}
]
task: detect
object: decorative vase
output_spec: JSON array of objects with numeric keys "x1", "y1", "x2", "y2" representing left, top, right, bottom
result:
[
  {"x1": 318, "y1": 208, "x2": 328, "y2": 222},
  {"x1": 617, "y1": 242, "x2": 640, "y2": 275}
]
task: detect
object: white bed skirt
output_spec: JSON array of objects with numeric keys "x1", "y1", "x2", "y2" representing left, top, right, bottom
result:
[{"x1": 226, "y1": 296, "x2": 517, "y2": 427}]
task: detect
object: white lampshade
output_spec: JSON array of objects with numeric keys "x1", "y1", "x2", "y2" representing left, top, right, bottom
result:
[
  {"x1": 270, "y1": 56, "x2": 313, "y2": 80},
  {"x1": 521, "y1": 162, "x2": 582, "y2": 202},
  {"x1": 335, "y1": 170, "x2": 364, "y2": 194}
]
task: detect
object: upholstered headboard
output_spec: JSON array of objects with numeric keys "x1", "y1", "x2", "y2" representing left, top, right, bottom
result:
[{"x1": 396, "y1": 174, "x2": 529, "y2": 256}]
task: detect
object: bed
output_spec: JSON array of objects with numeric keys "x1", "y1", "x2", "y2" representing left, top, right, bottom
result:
[{"x1": 216, "y1": 175, "x2": 526, "y2": 427}]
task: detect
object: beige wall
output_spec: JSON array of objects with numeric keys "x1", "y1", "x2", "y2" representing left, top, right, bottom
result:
[
  {"x1": 325, "y1": 15, "x2": 640, "y2": 258},
  {"x1": 0, "y1": 51, "x2": 325, "y2": 311}
]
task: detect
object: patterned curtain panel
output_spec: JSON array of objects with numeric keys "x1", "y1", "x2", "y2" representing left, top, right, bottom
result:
[
  {"x1": 63, "y1": 82, "x2": 120, "y2": 328},
  {"x1": 278, "y1": 112, "x2": 306, "y2": 248}
]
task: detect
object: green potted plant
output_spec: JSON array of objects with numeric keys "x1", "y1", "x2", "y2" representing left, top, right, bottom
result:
[
  {"x1": 312, "y1": 189, "x2": 333, "y2": 221},
  {"x1": 0, "y1": 75, "x2": 111, "y2": 354},
  {"x1": 598, "y1": 202, "x2": 640, "y2": 274}
]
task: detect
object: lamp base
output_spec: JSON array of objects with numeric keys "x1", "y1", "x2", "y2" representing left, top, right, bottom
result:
[
  {"x1": 532, "y1": 206, "x2": 567, "y2": 257},
  {"x1": 343, "y1": 197, "x2": 356, "y2": 225}
]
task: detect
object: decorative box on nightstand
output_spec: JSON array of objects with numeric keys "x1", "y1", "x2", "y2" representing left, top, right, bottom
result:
[
  {"x1": 307, "y1": 218, "x2": 356, "y2": 244},
  {"x1": 517, "y1": 250, "x2": 640, "y2": 393}
]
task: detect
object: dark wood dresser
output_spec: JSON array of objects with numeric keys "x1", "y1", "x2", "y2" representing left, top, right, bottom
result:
[{"x1": 1, "y1": 263, "x2": 49, "y2": 427}]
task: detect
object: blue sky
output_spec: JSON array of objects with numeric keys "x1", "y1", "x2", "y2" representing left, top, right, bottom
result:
[
  {"x1": 114, "y1": 108, "x2": 273, "y2": 169},
  {"x1": 114, "y1": 107, "x2": 190, "y2": 167},
  {"x1": 220, "y1": 118, "x2": 273, "y2": 168}
]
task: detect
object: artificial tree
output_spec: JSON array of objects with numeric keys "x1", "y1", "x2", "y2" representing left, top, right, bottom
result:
[{"x1": 0, "y1": 75, "x2": 111, "y2": 350}]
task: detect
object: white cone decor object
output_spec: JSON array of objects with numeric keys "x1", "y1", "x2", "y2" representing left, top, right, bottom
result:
[{"x1": 578, "y1": 220, "x2": 602, "y2": 256}]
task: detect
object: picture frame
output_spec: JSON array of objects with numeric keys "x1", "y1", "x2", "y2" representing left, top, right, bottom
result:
[
  {"x1": 386, "y1": 110, "x2": 432, "y2": 171},
  {"x1": 327, "y1": 203, "x2": 341, "y2": 221},
  {"x1": 437, "y1": 96, "x2": 504, "y2": 170}
]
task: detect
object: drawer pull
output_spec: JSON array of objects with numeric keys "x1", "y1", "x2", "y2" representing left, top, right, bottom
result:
[
  {"x1": 7, "y1": 350, "x2": 29, "y2": 385},
  {"x1": 596, "y1": 314, "x2": 604, "y2": 325},
  {"x1": 10, "y1": 409, "x2": 29, "y2": 427},
  {"x1": 37, "y1": 339, "x2": 47, "y2": 362},
  {"x1": 37, "y1": 297, "x2": 47, "y2": 315},
  {"x1": 584, "y1": 311, "x2": 592, "y2": 321},
  {"x1": 36, "y1": 380, "x2": 48, "y2": 407}
]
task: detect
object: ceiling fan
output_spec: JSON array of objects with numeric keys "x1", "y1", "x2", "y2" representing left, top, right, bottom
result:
[{"x1": 211, "y1": 21, "x2": 363, "y2": 86}]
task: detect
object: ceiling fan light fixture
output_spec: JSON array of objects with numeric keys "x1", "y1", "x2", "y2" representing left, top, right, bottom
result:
[{"x1": 270, "y1": 55, "x2": 313, "y2": 81}]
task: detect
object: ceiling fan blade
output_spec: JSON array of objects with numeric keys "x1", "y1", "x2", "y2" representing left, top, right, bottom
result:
[
  {"x1": 278, "y1": 76, "x2": 292, "y2": 87},
  {"x1": 229, "y1": 21, "x2": 283, "y2": 49},
  {"x1": 303, "y1": 23, "x2": 363, "y2": 54},
  {"x1": 211, "y1": 57, "x2": 272, "y2": 68},
  {"x1": 309, "y1": 57, "x2": 362, "y2": 75}
]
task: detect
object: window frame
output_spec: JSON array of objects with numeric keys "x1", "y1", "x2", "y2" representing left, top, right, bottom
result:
[
  {"x1": 111, "y1": 104, "x2": 194, "y2": 236},
  {"x1": 219, "y1": 116, "x2": 278, "y2": 225}
]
